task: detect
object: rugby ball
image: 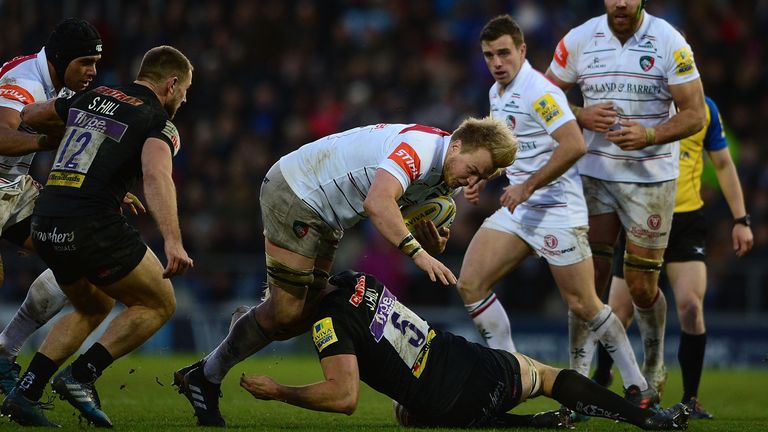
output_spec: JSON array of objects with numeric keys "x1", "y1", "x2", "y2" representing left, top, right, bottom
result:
[{"x1": 401, "y1": 196, "x2": 456, "y2": 232}]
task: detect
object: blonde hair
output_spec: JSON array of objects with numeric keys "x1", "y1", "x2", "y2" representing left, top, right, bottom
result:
[
  {"x1": 137, "y1": 45, "x2": 193, "y2": 84},
  {"x1": 451, "y1": 116, "x2": 518, "y2": 168}
]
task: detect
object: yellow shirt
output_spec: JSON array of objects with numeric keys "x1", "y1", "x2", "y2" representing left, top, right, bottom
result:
[{"x1": 674, "y1": 97, "x2": 727, "y2": 212}]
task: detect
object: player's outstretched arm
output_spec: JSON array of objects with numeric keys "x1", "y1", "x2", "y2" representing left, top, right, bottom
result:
[
  {"x1": 1, "y1": 105, "x2": 56, "y2": 156},
  {"x1": 141, "y1": 138, "x2": 193, "y2": 277},
  {"x1": 240, "y1": 354, "x2": 360, "y2": 415}
]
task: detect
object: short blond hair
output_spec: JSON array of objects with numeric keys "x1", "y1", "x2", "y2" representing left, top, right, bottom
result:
[
  {"x1": 451, "y1": 116, "x2": 517, "y2": 168},
  {"x1": 137, "y1": 45, "x2": 193, "y2": 84}
]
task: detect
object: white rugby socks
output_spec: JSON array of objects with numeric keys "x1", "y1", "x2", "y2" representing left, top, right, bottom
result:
[
  {"x1": 588, "y1": 305, "x2": 647, "y2": 390},
  {"x1": 465, "y1": 292, "x2": 517, "y2": 353},
  {"x1": 568, "y1": 310, "x2": 597, "y2": 377},
  {"x1": 0, "y1": 269, "x2": 68, "y2": 359},
  {"x1": 203, "y1": 307, "x2": 271, "y2": 384},
  {"x1": 634, "y1": 290, "x2": 667, "y2": 374}
]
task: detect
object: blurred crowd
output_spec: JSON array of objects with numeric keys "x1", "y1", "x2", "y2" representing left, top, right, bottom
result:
[{"x1": 1, "y1": 0, "x2": 766, "y2": 317}]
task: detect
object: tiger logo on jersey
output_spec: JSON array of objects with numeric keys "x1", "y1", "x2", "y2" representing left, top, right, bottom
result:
[
  {"x1": 533, "y1": 94, "x2": 563, "y2": 126},
  {"x1": 639, "y1": 56, "x2": 655, "y2": 72},
  {"x1": 673, "y1": 47, "x2": 695, "y2": 76},
  {"x1": 312, "y1": 317, "x2": 338, "y2": 352}
]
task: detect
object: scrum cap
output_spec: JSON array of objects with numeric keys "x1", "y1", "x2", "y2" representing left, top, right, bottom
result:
[{"x1": 44, "y1": 18, "x2": 102, "y2": 85}]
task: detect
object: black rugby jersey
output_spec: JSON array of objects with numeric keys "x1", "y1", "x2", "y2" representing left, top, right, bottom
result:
[
  {"x1": 311, "y1": 271, "x2": 483, "y2": 415},
  {"x1": 35, "y1": 83, "x2": 179, "y2": 216}
]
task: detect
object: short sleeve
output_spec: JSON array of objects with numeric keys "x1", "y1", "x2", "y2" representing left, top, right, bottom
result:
[
  {"x1": 147, "y1": 117, "x2": 181, "y2": 156},
  {"x1": 0, "y1": 78, "x2": 45, "y2": 112},
  {"x1": 311, "y1": 314, "x2": 357, "y2": 360},
  {"x1": 703, "y1": 98, "x2": 727, "y2": 152},
  {"x1": 548, "y1": 29, "x2": 579, "y2": 84},
  {"x1": 529, "y1": 88, "x2": 576, "y2": 134},
  {"x1": 378, "y1": 133, "x2": 440, "y2": 192},
  {"x1": 663, "y1": 29, "x2": 700, "y2": 85}
]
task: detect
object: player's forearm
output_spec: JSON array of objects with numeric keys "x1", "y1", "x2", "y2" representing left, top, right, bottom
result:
[
  {"x1": 272, "y1": 380, "x2": 357, "y2": 415},
  {"x1": 143, "y1": 172, "x2": 184, "y2": 245},
  {"x1": 713, "y1": 159, "x2": 748, "y2": 218},
  {"x1": 652, "y1": 107, "x2": 706, "y2": 145},
  {"x1": 365, "y1": 198, "x2": 412, "y2": 252},
  {"x1": 0, "y1": 128, "x2": 50, "y2": 156}
]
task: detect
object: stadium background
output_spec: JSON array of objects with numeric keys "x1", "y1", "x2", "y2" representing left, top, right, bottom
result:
[{"x1": 0, "y1": 0, "x2": 766, "y2": 365}]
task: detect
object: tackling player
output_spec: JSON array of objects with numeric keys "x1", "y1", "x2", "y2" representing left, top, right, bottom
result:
[{"x1": 241, "y1": 270, "x2": 689, "y2": 430}]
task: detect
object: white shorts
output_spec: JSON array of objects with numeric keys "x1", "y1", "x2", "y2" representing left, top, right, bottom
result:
[
  {"x1": 581, "y1": 176, "x2": 675, "y2": 249},
  {"x1": 481, "y1": 207, "x2": 591, "y2": 266},
  {"x1": 0, "y1": 175, "x2": 40, "y2": 234}
]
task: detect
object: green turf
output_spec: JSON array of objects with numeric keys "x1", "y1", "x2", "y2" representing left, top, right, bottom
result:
[{"x1": 6, "y1": 354, "x2": 768, "y2": 430}]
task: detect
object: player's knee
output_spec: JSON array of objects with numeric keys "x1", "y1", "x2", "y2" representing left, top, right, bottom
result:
[
  {"x1": 676, "y1": 297, "x2": 703, "y2": 326},
  {"x1": 157, "y1": 292, "x2": 176, "y2": 321},
  {"x1": 455, "y1": 276, "x2": 488, "y2": 302}
]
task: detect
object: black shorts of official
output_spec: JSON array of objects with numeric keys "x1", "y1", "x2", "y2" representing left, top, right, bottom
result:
[
  {"x1": 613, "y1": 209, "x2": 707, "y2": 278},
  {"x1": 31, "y1": 213, "x2": 147, "y2": 286},
  {"x1": 416, "y1": 349, "x2": 523, "y2": 428}
]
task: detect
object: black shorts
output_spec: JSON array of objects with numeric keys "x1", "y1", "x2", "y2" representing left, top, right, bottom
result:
[
  {"x1": 613, "y1": 209, "x2": 707, "y2": 278},
  {"x1": 31, "y1": 213, "x2": 147, "y2": 285},
  {"x1": 416, "y1": 349, "x2": 523, "y2": 427}
]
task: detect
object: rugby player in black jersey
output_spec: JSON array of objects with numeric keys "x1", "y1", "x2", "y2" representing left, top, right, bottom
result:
[
  {"x1": 1, "y1": 46, "x2": 193, "y2": 428},
  {"x1": 240, "y1": 271, "x2": 689, "y2": 430}
]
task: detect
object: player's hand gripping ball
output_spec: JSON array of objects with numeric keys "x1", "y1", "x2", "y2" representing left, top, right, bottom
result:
[{"x1": 401, "y1": 196, "x2": 456, "y2": 232}]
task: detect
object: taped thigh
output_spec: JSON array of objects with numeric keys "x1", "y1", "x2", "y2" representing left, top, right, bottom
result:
[
  {"x1": 265, "y1": 253, "x2": 313, "y2": 297},
  {"x1": 590, "y1": 242, "x2": 614, "y2": 261},
  {"x1": 623, "y1": 252, "x2": 663, "y2": 273}
]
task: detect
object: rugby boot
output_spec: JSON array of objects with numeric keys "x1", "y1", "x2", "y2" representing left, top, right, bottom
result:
[
  {"x1": 643, "y1": 363, "x2": 669, "y2": 400},
  {"x1": 173, "y1": 359, "x2": 202, "y2": 390},
  {"x1": 0, "y1": 358, "x2": 21, "y2": 396},
  {"x1": 178, "y1": 363, "x2": 225, "y2": 427},
  {"x1": 625, "y1": 384, "x2": 660, "y2": 410},
  {"x1": 641, "y1": 402, "x2": 689, "y2": 430},
  {"x1": 1, "y1": 387, "x2": 60, "y2": 427},
  {"x1": 51, "y1": 366, "x2": 112, "y2": 428},
  {"x1": 532, "y1": 408, "x2": 575, "y2": 429},
  {"x1": 684, "y1": 397, "x2": 713, "y2": 420}
]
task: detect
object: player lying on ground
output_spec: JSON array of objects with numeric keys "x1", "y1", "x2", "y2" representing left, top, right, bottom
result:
[{"x1": 240, "y1": 271, "x2": 689, "y2": 430}]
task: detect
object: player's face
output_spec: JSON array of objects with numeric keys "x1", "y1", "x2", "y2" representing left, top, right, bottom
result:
[
  {"x1": 443, "y1": 142, "x2": 495, "y2": 189},
  {"x1": 481, "y1": 35, "x2": 526, "y2": 87},
  {"x1": 605, "y1": 0, "x2": 644, "y2": 39},
  {"x1": 166, "y1": 73, "x2": 192, "y2": 119},
  {"x1": 64, "y1": 55, "x2": 100, "y2": 91}
]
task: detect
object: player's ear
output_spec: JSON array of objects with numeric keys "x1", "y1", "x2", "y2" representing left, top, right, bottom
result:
[{"x1": 167, "y1": 76, "x2": 178, "y2": 94}]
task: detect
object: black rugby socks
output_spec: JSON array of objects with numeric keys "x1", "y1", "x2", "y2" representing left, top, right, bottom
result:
[
  {"x1": 19, "y1": 352, "x2": 58, "y2": 401},
  {"x1": 72, "y1": 342, "x2": 114, "y2": 383}
]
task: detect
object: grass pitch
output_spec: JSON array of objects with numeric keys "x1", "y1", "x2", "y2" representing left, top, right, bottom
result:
[{"x1": 9, "y1": 354, "x2": 768, "y2": 431}]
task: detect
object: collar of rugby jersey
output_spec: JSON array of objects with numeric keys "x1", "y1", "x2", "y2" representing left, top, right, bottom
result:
[
  {"x1": 601, "y1": 10, "x2": 654, "y2": 45},
  {"x1": 34, "y1": 47, "x2": 57, "y2": 97}
]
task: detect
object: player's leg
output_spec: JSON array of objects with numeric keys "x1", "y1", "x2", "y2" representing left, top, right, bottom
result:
[
  {"x1": 615, "y1": 180, "x2": 676, "y2": 398},
  {"x1": 456, "y1": 210, "x2": 532, "y2": 352},
  {"x1": 513, "y1": 353, "x2": 688, "y2": 429},
  {"x1": 2, "y1": 276, "x2": 114, "y2": 427},
  {"x1": 551, "y1": 258, "x2": 647, "y2": 393},
  {"x1": 668, "y1": 261, "x2": 712, "y2": 418}
]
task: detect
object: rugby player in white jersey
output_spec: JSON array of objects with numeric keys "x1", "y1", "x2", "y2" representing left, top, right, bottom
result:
[
  {"x1": 545, "y1": 0, "x2": 707, "y2": 397},
  {"x1": 457, "y1": 15, "x2": 656, "y2": 409},
  {"x1": 175, "y1": 118, "x2": 518, "y2": 426},
  {"x1": 0, "y1": 18, "x2": 108, "y2": 395}
]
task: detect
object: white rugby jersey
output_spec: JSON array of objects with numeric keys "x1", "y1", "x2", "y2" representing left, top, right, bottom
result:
[
  {"x1": 0, "y1": 48, "x2": 60, "y2": 190},
  {"x1": 490, "y1": 60, "x2": 587, "y2": 228},
  {"x1": 549, "y1": 13, "x2": 700, "y2": 183},
  {"x1": 279, "y1": 124, "x2": 456, "y2": 230}
]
